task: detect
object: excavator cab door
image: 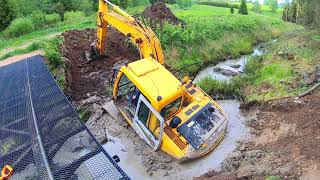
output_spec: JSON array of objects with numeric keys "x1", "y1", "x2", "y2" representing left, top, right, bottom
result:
[{"x1": 133, "y1": 94, "x2": 164, "y2": 151}]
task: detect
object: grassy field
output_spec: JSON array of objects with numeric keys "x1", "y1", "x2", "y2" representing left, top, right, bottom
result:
[
  {"x1": 1, "y1": 3, "x2": 309, "y2": 103},
  {"x1": 158, "y1": 5, "x2": 297, "y2": 74},
  {"x1": 198, "y1": 28, "x2": 320, "y2": 102},
  {"x1": 0, "y1": 12, "x2": 96, "y2": 58}
]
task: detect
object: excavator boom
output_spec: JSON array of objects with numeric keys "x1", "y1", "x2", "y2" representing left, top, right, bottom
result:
[{"x1": 86, "y1": 0, "x2": 164, "y2": 65}]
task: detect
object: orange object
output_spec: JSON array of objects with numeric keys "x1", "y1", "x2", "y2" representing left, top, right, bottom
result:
[{"x1": 0, "y1": 165, "x2": 13, "y2": 180}]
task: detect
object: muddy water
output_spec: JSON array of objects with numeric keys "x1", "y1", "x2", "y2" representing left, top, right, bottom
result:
[
  {"x1": 102, "y1": 43, "x2": 269, "y2": 179},
  {"x1": 175, "y1": 100, "x2": 248, "y2": 179},
  {"x1": 103, "y1": 100, "x2": 247, "y2": 180},
  {"x1": 193, "y1": 46, "x2": 264, "y2": 82}
]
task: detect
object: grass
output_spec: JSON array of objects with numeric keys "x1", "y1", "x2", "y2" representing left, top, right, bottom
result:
[
  {"x1": 0, "y1": 13, "x2": 95, "y2": 52},
  {"x1": 158, "y1": 5, "x2": 297, "y2": 73},
  {"x1": 0, "y1": 42, "x2": 42, "y2": 61},
  {"x1": 199, "y1": 28, "x2": 319, "y2": 103}
]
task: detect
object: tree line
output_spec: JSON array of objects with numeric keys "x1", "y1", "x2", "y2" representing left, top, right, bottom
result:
[{"x1": 282, "y1": 0, "x2": 320, "y2": 28}]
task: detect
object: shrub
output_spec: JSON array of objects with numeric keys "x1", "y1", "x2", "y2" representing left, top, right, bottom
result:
[
  {"x1": 269, "y1": 0, "x2": 278, "y2": 13},
  {"x1": 43, "y1": 37, "x2": 63, "y2": 68},
  {"x1": 30, "y1": 10, "x2": 47, "y2": 28},
  {"x1": 238, "y1": 0, "x2": 248, "y2": 15},
  {"x1": 4, "y1": 17, "x2": 34, "y2": 38},
  {"x1": 0, "y1": 0, "x2": 16, "y2": 31},
  {"x1": 198, "y1": 1, "x2": 239, "y2": 9},
  {"x1": 45, "y1": 14, "x2": 60, "y2": 27},
  {"x1": 230, "y1": 7, "x2": 234, "y2": 14},
  {"x1": 64, "y1": 11, "x2": 86, "y2": 23}
]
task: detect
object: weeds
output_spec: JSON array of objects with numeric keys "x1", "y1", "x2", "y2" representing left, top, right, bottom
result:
[
  {"x1": 43, "y1": 37, "x2": 64, "y2": 68},
  {"x1": 78, "y1": 109, "x2": 91, "y2": 122},
  {"x1": 4, "y1": 17, "x2": 34, "y2": 37},
  {"x1": 157, "y1": 5, "x2": 291, "y2": 71}
]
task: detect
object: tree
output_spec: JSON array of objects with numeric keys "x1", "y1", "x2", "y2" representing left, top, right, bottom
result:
[
  {"x1": 252, "y1": 1, "x2": 261, "y2": 13},
  {"x1": 269, "y1": 0, "x2": 278, "y2": 12},
  {"x1": 149, "y1": 0, "x2": 157, "y2": 5},
  {"x1": 50, "y1": 0, "x2": 74, "y2": 21},
  {"x1": 0, "y1": 0, "x2": 16, "y2": 31},
  {"x1": 238, "y1": 0, "x2": 248, "y2": 15},
  {"x1": 230, "y1": 7, "x2": 234, "y2": 14}
]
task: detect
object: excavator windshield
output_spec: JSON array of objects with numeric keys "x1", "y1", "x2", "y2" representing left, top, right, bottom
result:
[{"x1": 160, "y1": 97, "x2": 182, "y2": 119}]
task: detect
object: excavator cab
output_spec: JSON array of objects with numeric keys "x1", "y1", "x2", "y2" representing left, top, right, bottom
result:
[{"x1": 113, "y1": 58, "x2": 228, "y2": 162}]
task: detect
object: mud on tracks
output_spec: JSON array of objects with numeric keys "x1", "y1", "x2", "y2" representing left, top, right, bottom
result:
[{"x1": 60, "y1": 28, "x2": 140, "y2": 101}]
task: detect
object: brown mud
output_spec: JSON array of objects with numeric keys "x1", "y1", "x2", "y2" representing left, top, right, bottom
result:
[
  {"x1": 60, "y1": 28, "x2": 140, "y2": 101},
  {"x1": 197, "y1": 92, "x2": 320, "y2": 180},
  {"x1": 142, "y1": 2, "x2": 185, "y2": 25}
]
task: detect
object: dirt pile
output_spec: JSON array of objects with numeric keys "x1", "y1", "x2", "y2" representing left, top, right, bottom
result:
[
  {"x1": 199, "y1": 92, "x2": 320, "y2": 179},
  {"x1": 60, "y1": 28, "x2": 140, "y2": 101},
  {"x1": 142, "y1": 2, "x2": 185, "y2": 26}
]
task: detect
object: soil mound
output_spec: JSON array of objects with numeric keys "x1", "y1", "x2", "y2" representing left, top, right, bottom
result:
[
  {"x1": 142, "y1": 2, "x2": 184, "y2": 25},
  {"x1": 61, "y1": 28, "x2": 140, "y2": 101}
]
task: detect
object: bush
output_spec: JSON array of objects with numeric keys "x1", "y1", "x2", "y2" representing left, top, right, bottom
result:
[
  {"x1": 230, "y1": 7, "x2": 235, "y2": 14},
  {"x1": 43, "y1": 37, "x2": 63, "y2": 68},
  {"x1": 45, "y1": 13, "x2": 60, "y2": 27},
  {"x1": 238, "y1": 0, "x2": 248, "y2": 15},
  {"x1": 0, "y1": 0, "x2": 16, "y2": 31},
  {"x1": 4, "y1": 17, "x2": 34, "y2": 38},
  {"x1": 198, "y1": 1, "x2": 239, "y2": 9},
  {"x1": 30, "y1": 10, "x2": 47, "y2": 28}
]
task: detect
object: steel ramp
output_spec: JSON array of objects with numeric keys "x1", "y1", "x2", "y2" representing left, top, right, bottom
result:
[{"x1": 0, "y1": 55, "x2": 129, "y2": 179}]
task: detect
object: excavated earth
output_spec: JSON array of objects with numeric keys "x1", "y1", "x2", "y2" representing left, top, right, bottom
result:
[
  {"x1": 197, "y1": 92, "x2": 320, "y2": 180},
  {"x1": 61, "y1": 28, "x2": 140, "y2": 101},
  {"x1": 142, "y1": 2, "x2": 185, "y2": 26}
]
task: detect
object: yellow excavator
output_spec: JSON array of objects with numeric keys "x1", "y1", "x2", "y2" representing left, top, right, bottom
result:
[{"x1": 86, "y1": 0, "x2": 228, "y2": 162}]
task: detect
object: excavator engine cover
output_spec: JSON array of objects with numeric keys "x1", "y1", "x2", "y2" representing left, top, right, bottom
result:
[{"x1": 177, "y1": 103, "x2": 219, "y2": 150}]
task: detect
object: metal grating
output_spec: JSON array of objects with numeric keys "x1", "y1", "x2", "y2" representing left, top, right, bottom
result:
[{"x1": 0, "y1": 55, "x2": 129, "y2": 180}]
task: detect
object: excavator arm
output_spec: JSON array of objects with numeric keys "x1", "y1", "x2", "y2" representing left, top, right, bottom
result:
[{"x1": 86, "y1": 0, "x2": 164, "y2": 65}]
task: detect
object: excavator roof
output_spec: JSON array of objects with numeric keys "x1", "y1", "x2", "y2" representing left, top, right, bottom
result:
[{"x1": 124, "y1": 58, "x2": 183, "y2": 107}]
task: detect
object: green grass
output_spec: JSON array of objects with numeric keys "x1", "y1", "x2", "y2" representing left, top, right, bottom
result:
[
  {"x1": 0, "y1": 14, "x2": 95, "y2": 52},
  {"x1": 0, "y1": 42, "x2": 42, "y2": 61},
  {"x1": 158, "y1": 5, "x2": 296, "y2": 73}
]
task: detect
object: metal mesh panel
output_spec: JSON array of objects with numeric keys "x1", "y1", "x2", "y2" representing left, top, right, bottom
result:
[{"x1": 0, "y1": 56, "x2": 129, "y2": 180}]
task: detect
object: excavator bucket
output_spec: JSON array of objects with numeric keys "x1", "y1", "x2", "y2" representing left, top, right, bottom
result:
[{"x1": 84, "y1": 43, "x2": 98, "y2": 62}]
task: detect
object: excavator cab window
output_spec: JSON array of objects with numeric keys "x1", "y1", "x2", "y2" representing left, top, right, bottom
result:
[
  {"x1": 116, "y1": 74, "x2": 140, "y2": 119},
  {"x1": 160, "y1": 97, "x2": 182, "y2": 120}
]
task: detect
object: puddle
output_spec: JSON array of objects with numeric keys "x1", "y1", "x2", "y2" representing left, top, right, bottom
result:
[
  {"x1": 103, "y1": 135, "x2": 151, "y2": 180},
  {"x1": 174, "y1": 100, "x2": 248, "y2": 179},
  {"x1": 103, "y1": 100, "x2": 248, "y2": 180},
  {"x1": 193, "y1": 46, "x2": 264, "y2": 82}
]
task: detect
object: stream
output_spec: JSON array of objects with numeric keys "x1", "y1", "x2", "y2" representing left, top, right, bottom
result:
[{"x1": 103, "y1": 44, "x2": 267, "y2": 179}]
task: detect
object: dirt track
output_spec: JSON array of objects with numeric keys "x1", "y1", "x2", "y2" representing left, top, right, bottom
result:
[{"x1": 198, "y1": 92, "x2": 320, "y2": 179}]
